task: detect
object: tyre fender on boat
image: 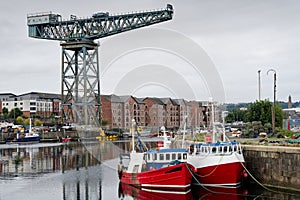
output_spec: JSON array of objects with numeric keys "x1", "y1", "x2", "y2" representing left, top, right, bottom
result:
[{"x1": 118, "y1": 164, "x2": 123, "y2": 179}]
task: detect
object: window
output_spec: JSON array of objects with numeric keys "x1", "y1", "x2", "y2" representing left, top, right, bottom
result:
[
  {"x1": 159, "y1": 154, "x2": 164, "y2": 161},
  {"x1": 212, "y1": 147, "x2": 217, "y2": 153},
  {"x1": 133, "y1": 165, "x2": 139, "y2": 173},
  {"x1": 178, "y1": 153, "x2": 181, "y2": 160},
  {"x1": 172, "y1": 154, "x2": 176, "y2": 160},
  {"x1": 166, "y1": 154, "x2": 170, "y2": 160}
]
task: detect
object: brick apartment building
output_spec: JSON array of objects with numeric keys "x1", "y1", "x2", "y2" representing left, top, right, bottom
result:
[
  {"x1": 101, "y1": 95, "x2": 145, "y2": 129},
  {"x1": 1, "y1": 92, "x2": 220, "y2": 131}
]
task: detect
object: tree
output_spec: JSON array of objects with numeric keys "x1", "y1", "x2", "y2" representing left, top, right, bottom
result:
[
  {"x1": 15, "y1": 116, "x2": 25, "y2": 125},
  {"x1": 1, "y1": 107, "x2": 9, "y2": 119},
  {"x1": 8, "y1": 108, "x2": 23, "y2": 119},
  {"x1": 34, "y1": 119, "x2": 43, "y2": 126},
  {"x1": 226, "y1": 109, "x2": 247, "y2": 123},
  {"x1": 245, "y1": 100, "x2": 283, "y2": 127},
  {"x1": 2, "y1": 107, "x2": 8, "y2": 115}
]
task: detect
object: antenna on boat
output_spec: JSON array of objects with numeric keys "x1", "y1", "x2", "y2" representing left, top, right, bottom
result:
[
  {"x1": 209, "y1": 98, "x2": 216, "y2": 143},
  {"x1": 29, "y1": 118, "x2": 32, "y2": 132},
  {"x1": 131, "y1": 119, "x2": 136, "y2": 153},
  {"x1": 182, "y1": 115, "x2": 187, "y2": 148}
]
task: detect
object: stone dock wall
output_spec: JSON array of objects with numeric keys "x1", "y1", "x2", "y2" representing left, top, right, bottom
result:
[{"x1": 243, "y1": 145, "x2": 300, "y2": 190}]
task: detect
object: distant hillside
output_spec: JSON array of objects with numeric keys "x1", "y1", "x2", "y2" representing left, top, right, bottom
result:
[{"x1": 225, "y1": 101, "x2": 300, "y2": 111}]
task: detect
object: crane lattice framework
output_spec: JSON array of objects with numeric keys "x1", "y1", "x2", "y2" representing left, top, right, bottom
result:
[{"x1": 27, "y1": 5, "x2": 173, "y2": 132}]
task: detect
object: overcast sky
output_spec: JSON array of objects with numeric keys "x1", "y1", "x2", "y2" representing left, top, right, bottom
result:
[{"x1": 1, "y1": 0, "x2": 300, "y2": 103}]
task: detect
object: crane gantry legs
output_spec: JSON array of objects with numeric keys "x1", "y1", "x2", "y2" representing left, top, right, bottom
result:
[{"x1": 61, "y1": 41, "x2": 101, "y2": 136}]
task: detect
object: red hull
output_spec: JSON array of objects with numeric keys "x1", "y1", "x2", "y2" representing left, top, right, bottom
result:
[
  {"x1": 195, "y1": 162, "x2": 244, "y2": 186},
  {"x1": 120, "y1": 183, "x2": 193, "y2": 200},
  {"x1": 121, "y1": 163, "x2": 193, "y2": 191}
]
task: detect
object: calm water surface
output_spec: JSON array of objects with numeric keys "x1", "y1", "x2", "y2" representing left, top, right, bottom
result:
[{"x1": 0, "y1": 139, "x2": 299, "y2": 200}]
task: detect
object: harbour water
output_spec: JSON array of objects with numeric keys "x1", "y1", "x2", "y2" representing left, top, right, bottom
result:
[{"x1": 0, "y1": 140, "x2": 299, "y2": 200}]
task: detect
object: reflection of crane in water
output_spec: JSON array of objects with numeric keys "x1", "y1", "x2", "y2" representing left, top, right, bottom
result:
[{"x1": 27, "y1": 5, "x2": 174, "y2": 136}]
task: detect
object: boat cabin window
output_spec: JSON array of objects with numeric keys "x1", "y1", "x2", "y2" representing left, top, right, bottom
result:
[
  {"x1": 178, "y1": 153, "x2": 181, "y2": 160},
  {"x1": 224, "y1": 146, "x2": 228, "y2": 153},
  {"x1": 166, "y1": 153, "x2": 170, "y2": 160},
  {"x1": 154, "y1": 153, "x2": 157, "y2": 161},
  {"x1": 133, "y1": 165, "x2": 139, "y2": 173},
  {"x1": 159, "y1": 154, "x2": 164, "y2": 160},
  {"x1": 183, "y1": 153, "x2": 187, "y2": 159},
  {"x1": 233, "y1": 145, "x2": 237, "y2": 152},
  {"x1": 212, "y1": 147, "x2": 217, "y2": 153},
  {"x1": 172, "y1": 153, "x2": 176, "y2": 160}
]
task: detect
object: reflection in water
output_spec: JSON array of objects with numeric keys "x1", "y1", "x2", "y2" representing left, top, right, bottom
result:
[
  {"x1": 119, "y1": 182, "x2": 193, "y2": 200},
  {"x1": 1, "y1": 140, "x2": 299, "y2": 200},
  {"x1": 119, "y1": 182, "x2": 249, "y2": 200}
]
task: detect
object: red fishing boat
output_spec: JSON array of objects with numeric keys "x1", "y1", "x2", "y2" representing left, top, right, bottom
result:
[
  {"x1": 188, "y1": 141, "x2": 245, "y2": 187},
  {"x1": 118, "y1": 121, "x2": 195, "y2": 191},
  {"x1": 187, "y1": 102, "x2": 246, "y2": 187}
]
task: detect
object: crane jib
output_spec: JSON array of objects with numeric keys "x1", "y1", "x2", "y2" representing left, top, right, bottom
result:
[{"x1": 27, "y1": 4, "x2": 174, "y2": 42}]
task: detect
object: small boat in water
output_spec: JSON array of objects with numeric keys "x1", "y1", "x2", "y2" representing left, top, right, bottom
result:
[
  {"x1": 6, "y1": 119, "x2": 40, "y2": 144},
  {"x1": 118, "y1": 120, "x2": 195, "y2": 191},
  {"x1": 6, "y1": 131, "x2": 40, "y2": 143}
]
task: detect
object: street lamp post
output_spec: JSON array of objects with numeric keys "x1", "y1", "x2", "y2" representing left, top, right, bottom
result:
[
  {"x1": 267, "y1": 69, "x2": 276, "y2": 135},
  {"x1": 258, "y1": 70, "x2": 261, "y2": 101}
]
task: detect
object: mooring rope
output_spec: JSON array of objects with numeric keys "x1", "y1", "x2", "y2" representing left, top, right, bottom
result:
[{"x1": 236, "y1": 147, "x2": 300, "y2": 197}]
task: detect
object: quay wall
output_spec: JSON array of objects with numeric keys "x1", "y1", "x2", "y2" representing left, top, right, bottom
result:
[{"x1": 243, "y1": 145, "x2": 300, "y2": 190}]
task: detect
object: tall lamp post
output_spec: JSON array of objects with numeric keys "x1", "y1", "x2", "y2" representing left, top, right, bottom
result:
[
  {"x1": 267, "y1": 69, "x2": 276, "y2": 135},
  {"x1": 258, "y1": 70, "x2": 261, "y2": 101}
]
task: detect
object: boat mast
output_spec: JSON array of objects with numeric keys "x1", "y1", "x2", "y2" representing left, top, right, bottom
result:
[
  {"x1": 211, "y1": 100, "x2": 216, "y2": 143},
  {"x1": 131, "y1": 119, "x2": 136, "y2": 153},
  {"x1": 222, "y1": 111, "x2": 226, "y2": 142},
  {"x1": 182, "y1": 115, "x2": 187, "y2": 148},
  {"x1": 29, "y1": 118, "x2": 32, "y2": 132}
]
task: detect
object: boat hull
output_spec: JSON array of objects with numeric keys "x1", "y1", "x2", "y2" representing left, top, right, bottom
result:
[
  {"x1": 120, "y1": 163, "x2": 193, "y2": 191},
  {"x1": 194, "y1": 161, "x2": 244, "y2": 187},
  {"x1": 6, "y1": 136, "x2": 40, "y2": 143},
  {"x1": 188, "y1": 152, "x2": 245, "y2": 187}
]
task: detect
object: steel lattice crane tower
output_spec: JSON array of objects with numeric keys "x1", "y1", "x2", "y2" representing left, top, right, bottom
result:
[{"x1": 27, "y1": 5, "x2": 173, "y2": 135}]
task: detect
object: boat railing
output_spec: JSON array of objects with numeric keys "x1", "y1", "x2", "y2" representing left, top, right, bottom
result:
[
  {"x1": 194, "y1": 142, "x2": 243, "y2": 156},
  {"x1": 145, "y1": 151, "x2": 188, "y2": 164}
]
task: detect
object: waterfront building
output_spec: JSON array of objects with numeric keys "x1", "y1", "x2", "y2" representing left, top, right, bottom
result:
[
  {"x1": 159, "y1": 98, "x2": 180, "y2": 130},
  {"x1": 188, "y1": 101, "x2": 204, "y2": 130},
  {"x1": 0, "y1": 92, "x2": 60, "y2": 119},
  {"x1": 1, "y1": 92, "x2": 211, "y2": 131},
  {"x1": 101, "y1": 95, "x2": 146, "y2": 129},
  {"x1": 282, "y1": 107, "x2": 300, "y2": 130},
  {"x1": 143, "y1": 97, "x2": 166, "y2": 129},
  {"x1": 173, "y1": 99, "x2": 190, "y2": 128}
]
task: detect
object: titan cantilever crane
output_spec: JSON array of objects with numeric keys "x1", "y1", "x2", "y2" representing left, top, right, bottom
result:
[{"x1": 27, "y1": 4, "x2": 173, "y2": 132}]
